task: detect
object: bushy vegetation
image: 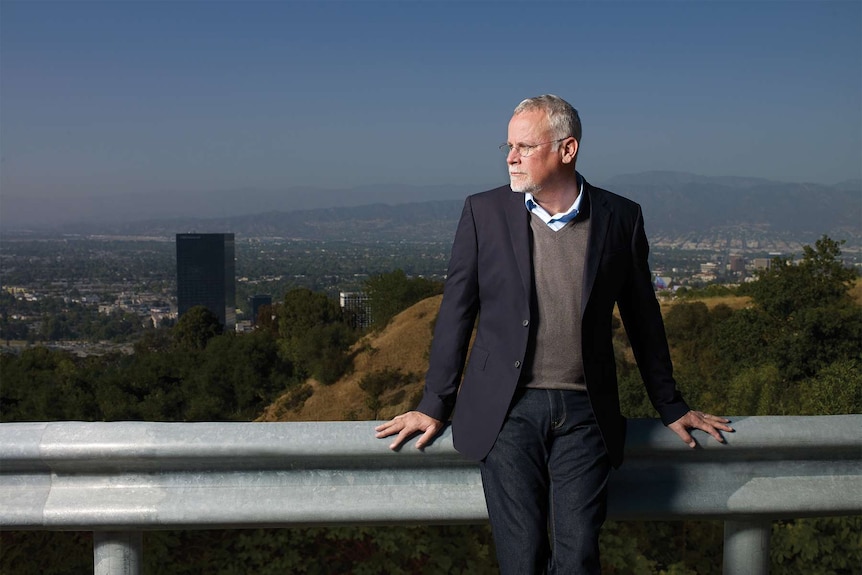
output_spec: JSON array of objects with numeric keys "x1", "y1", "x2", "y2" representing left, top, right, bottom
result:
[
  {"x1": 1, "y1": 240, "x2": 860, "y2": 574},
  {"x1": 648, "y1": 236, "x2": 861, "y2": 416},
  {"x1": 607, "y1": 236, "x2": 861, "y2": 574},
  {"x1": 1, "y1": 312, "x2": 291, "y2": 423},
  {"x1": 365, "y1": 270, "x2": 443, "y2": 329}
]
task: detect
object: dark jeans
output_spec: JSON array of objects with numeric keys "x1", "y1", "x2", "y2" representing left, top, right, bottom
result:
[{"x1": 479, "y1": 388, "x2": 610, "y2": 575}]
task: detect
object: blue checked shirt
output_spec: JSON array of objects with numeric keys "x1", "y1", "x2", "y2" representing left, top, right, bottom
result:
[{"x1": 524, "y1": 176, "x2": 584, "y2": 231}]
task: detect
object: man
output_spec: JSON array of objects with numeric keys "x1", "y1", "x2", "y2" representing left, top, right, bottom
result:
[{"x1": 375, "y1": 95, "x2": 732, "y2": 574}]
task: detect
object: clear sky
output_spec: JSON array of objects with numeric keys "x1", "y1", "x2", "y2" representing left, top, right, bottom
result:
[{"x1": 2, "y1": 0, "x2": 860, "y2": 201}]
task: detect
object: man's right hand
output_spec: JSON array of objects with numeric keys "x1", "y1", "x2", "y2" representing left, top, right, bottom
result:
[{"x1": 374, "y1": 411, "x2": 443, "y2": 451}]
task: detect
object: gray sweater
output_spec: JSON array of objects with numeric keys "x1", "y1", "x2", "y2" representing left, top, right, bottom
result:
[{"x1": 520, "y1": 211, "x2": 590, "y2": 392}]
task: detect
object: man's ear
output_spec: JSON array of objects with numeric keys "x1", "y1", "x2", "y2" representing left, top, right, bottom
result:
[{"x1": 561, "y1": 138, "x2": 578, "y2": 165}]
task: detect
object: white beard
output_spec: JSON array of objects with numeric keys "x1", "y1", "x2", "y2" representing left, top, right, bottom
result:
[{"x1": 509, "y1": 173, "x2": 541, "y2": 194}]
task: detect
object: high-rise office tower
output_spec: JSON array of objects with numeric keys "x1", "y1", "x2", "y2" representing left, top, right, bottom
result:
[
  {"x1": 176, "y1": 233, "x2": 236, "y2": 331},
  {"x1": 248, "y1": 294, "x2": 272, "y2": 325}
]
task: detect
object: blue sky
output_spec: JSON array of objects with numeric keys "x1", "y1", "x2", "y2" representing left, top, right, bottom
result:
[{"x1": 2, "y1": 0, "x2": 860, "y2": 201}]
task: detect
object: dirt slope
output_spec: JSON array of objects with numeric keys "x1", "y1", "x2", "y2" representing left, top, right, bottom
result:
[{"x1": 257, "y1": 295, "x2": 442, "y2": 422}]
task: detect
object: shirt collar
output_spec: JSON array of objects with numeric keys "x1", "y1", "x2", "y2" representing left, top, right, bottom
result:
[{"x1": 524, "y1": 174, "x2": 584, "y2": 229}]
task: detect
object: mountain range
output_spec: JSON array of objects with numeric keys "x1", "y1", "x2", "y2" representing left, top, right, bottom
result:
[{"x1": 3, "y1": 172, "x2": 860, "y2": 251}]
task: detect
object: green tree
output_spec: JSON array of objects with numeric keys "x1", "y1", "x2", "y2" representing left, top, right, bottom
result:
[
  {"x1": 173, "y1": 306, "x2": 223, "y2": 350},
  {"x1": 276, "y1": 289, "x2": 356, "y2": 384},
  {"x1": 186, "y1": 331, "x2": 292, "y2": 420},
  {"x1": 134, "y1": 328, "x2": 174, "y2": 354},
  {"x1": 1, "y1": 347, "x2": 98, "y2": 422},
  {"x1": 744, "y1": 236, "x2": 858, "y2": 318},
  {"x1": 771, "y1": 516, "x2": 862, "y2": 575},
  {"x1": 721, "y1": 364, "x2": 783, "y2": 415},
  {"x1": 796, "y1": 359, "x2": 862, "y2": 415},
  {"x1": 730, "y1": 236, "x2": 862, "y2": 382},
  {"x1": 711, "y1": 307, "x2": 773, "y2": 378},
  {"x1": 278, "y1": 289, "x2": 344, "y2": 341},
  {"x1": 365, "y1": 269, "x2": 443, "y2": 329}
]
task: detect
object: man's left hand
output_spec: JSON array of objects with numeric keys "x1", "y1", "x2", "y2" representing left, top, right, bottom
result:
[{"x1": 668, "y1": 410, "x2": 734, "y2": 448}]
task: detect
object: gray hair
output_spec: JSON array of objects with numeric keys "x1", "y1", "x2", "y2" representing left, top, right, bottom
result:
[{"x1": 513, "y1": 94, "x2": 582, "y2": 147}]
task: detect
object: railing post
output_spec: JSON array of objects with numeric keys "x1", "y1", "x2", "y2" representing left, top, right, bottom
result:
[
  {"x1": 723, "y1": 519, "x2": 770, "y2": 575},
  {"x1": 94, "y1": 531, "x2": 142, "y2": 575}
]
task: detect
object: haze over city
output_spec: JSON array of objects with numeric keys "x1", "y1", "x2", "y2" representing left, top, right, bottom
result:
[{"x1": 1, "y1": 0, "x2": 860, "y2": 229}]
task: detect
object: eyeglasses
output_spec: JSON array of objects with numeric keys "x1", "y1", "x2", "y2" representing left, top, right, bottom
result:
[{"x1": 499, "y1": 138, "x2": 568, "y2": 157}]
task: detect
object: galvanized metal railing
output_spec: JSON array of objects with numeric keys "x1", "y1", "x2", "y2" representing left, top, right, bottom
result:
[{"x1": 2, "y1": 415, "x2": 861, "y2": 574}]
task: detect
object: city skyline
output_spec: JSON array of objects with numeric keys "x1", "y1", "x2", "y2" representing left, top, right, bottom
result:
[{"x1": 2, "y1": 0, "x2": 860, "y2": 213}]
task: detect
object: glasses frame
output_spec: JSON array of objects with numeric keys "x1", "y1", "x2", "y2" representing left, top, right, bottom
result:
[{"x1": 499, "y1": 138, "x2": 569, "y2": 157}]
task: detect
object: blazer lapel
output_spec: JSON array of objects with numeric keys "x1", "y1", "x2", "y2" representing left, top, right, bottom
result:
[
  {"x1": 582, "y1": 182, "x2": 611, "y2": 314},
  {"x1": 504, "y1": 189, "x2": 533, "y2": 299}
]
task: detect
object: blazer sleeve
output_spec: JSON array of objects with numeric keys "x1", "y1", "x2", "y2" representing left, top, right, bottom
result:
[
  {"x1": 617, "y1": 205, "x2": 690, "y2": 426},
  {"x1": 416, "y1": 196, "x2": 481, "y2": 422}
]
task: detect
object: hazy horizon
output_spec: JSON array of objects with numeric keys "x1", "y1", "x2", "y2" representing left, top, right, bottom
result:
[
  {"x1": 2, "y1": 1, "x2": 860, "y2": 209},
  {"x1": 2, "y1": 169, "x2": 859, "y2": 233}
]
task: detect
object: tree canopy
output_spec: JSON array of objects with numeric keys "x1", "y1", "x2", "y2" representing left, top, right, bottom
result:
[{"x1": 364, "y1": 270, "x2": 443, "y2": 329}]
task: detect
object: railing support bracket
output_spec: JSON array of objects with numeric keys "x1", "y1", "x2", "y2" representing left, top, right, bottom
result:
[
  {"x1": 723, "y1": 519, "x2": 770, "y2": 575},
  {"x1": 94, "y1": 531, "x2": 142, "y2": 575}
]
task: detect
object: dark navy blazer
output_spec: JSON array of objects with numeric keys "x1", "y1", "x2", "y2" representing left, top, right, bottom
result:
[{"x1": 416, "y1": 178, "x2": 690, "y2": 468}]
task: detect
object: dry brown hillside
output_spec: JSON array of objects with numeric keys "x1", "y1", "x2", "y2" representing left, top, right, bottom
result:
[
  {"x1": 256, "y1": 288, "x2": 811, "y2": 423},
  {"x1": 257, "y1": 295, "x2": 442, "y2": 423}
]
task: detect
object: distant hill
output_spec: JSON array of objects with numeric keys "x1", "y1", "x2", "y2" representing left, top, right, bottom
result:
[
  {"x1": 1, "y1": 183, "x2": 480, "y2": 231},
  {"x1": 601, "y1": 172, "x2": 861, "y2": 249},
  {"x1": 5, "y1": 172, "x2": 860, "y2": 250}
]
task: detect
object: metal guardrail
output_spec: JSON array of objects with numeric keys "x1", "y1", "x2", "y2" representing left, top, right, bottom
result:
[{"x1": 2, "y1": 415, "x2": 861, "y2": 574}]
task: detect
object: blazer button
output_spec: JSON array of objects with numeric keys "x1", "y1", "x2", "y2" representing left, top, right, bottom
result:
[
  {"x1": 522, "y1": 319, "x2": 529, "y2": 327},
  {"x1": 514, "y1": 360, "x2": 521, "y2": 368}
]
